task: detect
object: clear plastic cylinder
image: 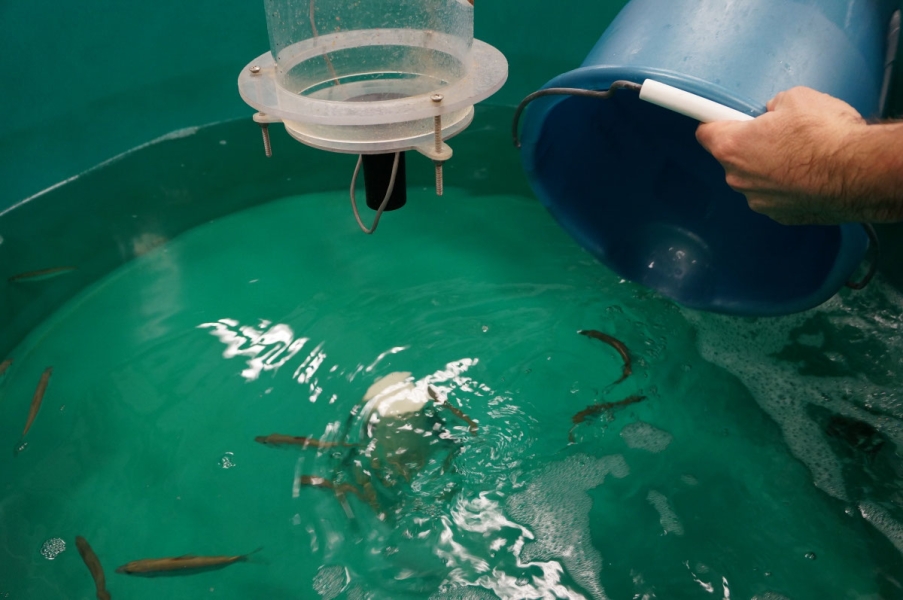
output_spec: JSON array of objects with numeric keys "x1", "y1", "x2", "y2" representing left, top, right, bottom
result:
[{"x1": 263, "y1": 0, "x2": 474, "y2": 101}]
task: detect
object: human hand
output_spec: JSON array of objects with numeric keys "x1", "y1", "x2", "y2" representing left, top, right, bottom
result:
[{"x1": 696, "y1": 87, "x2": 869, "y2": 225}]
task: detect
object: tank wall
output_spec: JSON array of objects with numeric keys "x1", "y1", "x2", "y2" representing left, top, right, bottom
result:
[
  {"x1": 2, "y1": 0, "x2": 902, "y2": 311},
  {"x1": 0, "y1": 0, "x2": 629, "y2": 213}
]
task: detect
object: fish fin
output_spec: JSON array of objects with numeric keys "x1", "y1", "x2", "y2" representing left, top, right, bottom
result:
[{"x1": 174, "y1": 554, "x2": 198, "y2": 560}]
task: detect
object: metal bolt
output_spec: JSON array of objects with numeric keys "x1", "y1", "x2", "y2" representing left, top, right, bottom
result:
[
  {"x1": 431, "y1": 94, "x2": 445, "y2": 196},
  {"x1": 433, "y1": 114, "x2": 444, "y2": 196},
  {"x1": 433, "y1": 116, "x2": 443, "y2": 152},
  {"x1": 249, "y1": 65, "x2": 261, "y2": 75},
  {"x1": 434, "y1": 162, "x2": 444, "y2": 196},
  {"x1": 260, "y1": 123, "x2": 272, "y2": 157}
]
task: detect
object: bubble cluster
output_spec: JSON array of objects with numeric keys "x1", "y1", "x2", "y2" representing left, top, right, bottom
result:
[
  {"x1": 647, "y1": 490, "x2": 684, "y2": 536},
  {"x1": 313, "y1": 565, "x2": 348, "y2": 600},
  {"x1": 40, "y1": 538, "x2": 66, "y2": 560},
  {"x1": 219, "y1": 452, "x2": 236, "y2": 469},
  {"x1": 506, "y1": 454, "x2": 629, "y2": 600},
  {"x1": 620, "y1": 421, "x2": 673, "y2": 453}
]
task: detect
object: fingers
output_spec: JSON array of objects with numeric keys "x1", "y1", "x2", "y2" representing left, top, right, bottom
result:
[
  {"x1": 695, "y1": 120, "x2": 733, "y2": 153},
  {"x1": 696, "y1": 119, "x2": 755, "y2": 163}
]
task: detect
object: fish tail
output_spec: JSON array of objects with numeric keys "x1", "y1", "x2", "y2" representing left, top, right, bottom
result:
[{"x1": 241, "y1": 547, "x2": 264, "y2": 562}]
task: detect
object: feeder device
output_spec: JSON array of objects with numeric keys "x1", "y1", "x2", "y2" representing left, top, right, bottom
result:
[{"x1": 238, "y1": 0, "x2": 508, "y2": 233}]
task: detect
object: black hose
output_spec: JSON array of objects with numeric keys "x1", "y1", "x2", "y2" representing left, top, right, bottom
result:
[{"x1": 511, "y1": 81, "x2": 643, "y2": 148}]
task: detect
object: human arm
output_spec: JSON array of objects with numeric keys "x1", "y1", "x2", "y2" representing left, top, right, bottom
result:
[{"x1": 695, "y1": 86, "x2": 903, "y2": 225}]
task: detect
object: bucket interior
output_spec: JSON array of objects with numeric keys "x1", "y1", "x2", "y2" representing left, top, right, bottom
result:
[{"x1": 526, "y1": 91, "x2": 849, "y2": 314}]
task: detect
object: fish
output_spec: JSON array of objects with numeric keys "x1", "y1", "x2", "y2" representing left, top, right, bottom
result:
[
  {"x1": 8, "y1": 266, "x2": 77, "y2": 283},
  {"x1": 428, "y1": 386, "x2": 478, "y2": 435},
  {"x1": 22, "y1": 367, "x2": 52, "y2": 437},
  {"x1": 0, "y1": 359, "x2": 11, "y2": 377},
  {"x1": 115, "y1": 548, "x2": 262, "y2": 575},
  {"x1": 298, "y1": 475, "x2": 365, "y2": 501},
  {"x1": 578, "y1": 329, "x2": 632, "y2": 384},
  {"x1": 569, "y1": 394, "x2": 646, "y2": 442},
  {"x1": 75, "y1": 536, "x2": 111, "y2": 600},
  {"x1": 254, "y1": 434, "x2": 354, "y2": 448}
]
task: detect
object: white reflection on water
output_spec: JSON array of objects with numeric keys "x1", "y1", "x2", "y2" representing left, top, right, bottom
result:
[
  {"x1": 366, "y1": 346, "x2": 409, "y2": 373},
  {"x1": 440, "y1": 492, "x2": 589, "y2": 599},
  {"x1": 198, "y1": 318, "x2": 308, "y2": 380}
]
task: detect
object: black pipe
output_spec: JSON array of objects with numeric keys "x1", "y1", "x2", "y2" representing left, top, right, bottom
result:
[{"x1": 362, "y1": 152, "x2": 407, "y2": 211}]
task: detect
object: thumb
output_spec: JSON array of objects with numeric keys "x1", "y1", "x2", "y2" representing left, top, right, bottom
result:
[{"x1": 695, "y1": 120, "x2": 735, "y2": 153}]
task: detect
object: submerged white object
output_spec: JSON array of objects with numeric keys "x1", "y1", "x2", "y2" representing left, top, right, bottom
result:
[
  {"x1": 237, "y1": 0, "x2": 508, "y2": 156},
  {"x1": 362, "y1": 371, "x2": 427, "y2": 418},
  {"x1": 638, "y1": 79, "x2": 754, "y2": 123}
]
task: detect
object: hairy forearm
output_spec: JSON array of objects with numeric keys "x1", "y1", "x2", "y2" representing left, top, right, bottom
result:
[
  {"x1": 839, "y1": 122, "x2": 903, "y2": 222},
  {"x1": 697, "y1": 87, "x2": 903, "y2": 226}
]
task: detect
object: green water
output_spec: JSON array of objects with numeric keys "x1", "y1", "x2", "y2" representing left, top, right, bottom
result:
[{"x1": 2, "y1": 130, "x2": 903, "y2": 600}]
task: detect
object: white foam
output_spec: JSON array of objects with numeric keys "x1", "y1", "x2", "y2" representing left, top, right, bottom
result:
[
  {"x1": 685, "y1": 287, "x2": 903, "y2": 502},
  {"x1": 621, "y1": 421, "x2": 673, "y2": 453},
  {"x1": 859, "y1": 501, "x2": 903, "y2": 557},
  {"x1": 686, "y1": 284, "x2": 903, "y2": 554},
  {"x1": 505, "y1": 454, "x2": 630, "y2": 600},
  {"x1": 429, "y1": 588, "x2": 498, "y2": 599},
  {"x1": 647, "y1": 490, "x2": 684, "y2": 536},
  {"x1": 312, "y1": 565, "x2": 348, "y2": 599}
]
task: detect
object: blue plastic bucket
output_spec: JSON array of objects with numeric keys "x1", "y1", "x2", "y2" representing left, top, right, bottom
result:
[{"x1": 519, "y1": 0, "x2": 898, "y2": 316}]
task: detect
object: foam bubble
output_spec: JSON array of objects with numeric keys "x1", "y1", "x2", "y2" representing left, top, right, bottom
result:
[
  {"x1": 647, "y1": 490, "x2": 684, "y2": 536},
  {"x1": 505, "y1": 454, "x2": 629, "y2": 600},
  {"x1": 620, "y1": 421, "x2": 673, "y2": 453}
]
